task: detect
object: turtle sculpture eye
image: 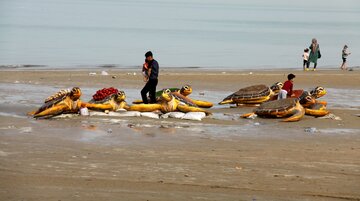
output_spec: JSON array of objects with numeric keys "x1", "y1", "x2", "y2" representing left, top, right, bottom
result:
[
  {"x1": 118, "y1": 91, "x2": 124, "y2": 95},
  {"x1": 306, "y1": 96, "x2": 313, "y2": 102},
  {"x1": 72, "y1": 87, "x2": 79, "y2": 92},
  {"x1": 317, "y1": 87, "x2": 324, "y2": 92},
  {"x1": 184, "y1": 86, "x2": 189, "y2": 90},
  {"x1": 165, "y1": 89, "x2": 171, "y2": 94}
]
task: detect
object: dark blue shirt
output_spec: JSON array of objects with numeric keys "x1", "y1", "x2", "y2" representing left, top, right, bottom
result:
[{"x1": 149, "y1": 59, "x2": 159, "y2": 80}]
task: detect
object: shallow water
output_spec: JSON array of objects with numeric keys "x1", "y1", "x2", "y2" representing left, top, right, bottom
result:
[
  {"x1": 0, "y1": 83, "x2": 359, "y2": 112},
  {"x1": 325, "y1": 88, "x2": 360, "y2": 110},
  {"x1": 1, "y1": 83, "x2": 359, "y2": 144}
]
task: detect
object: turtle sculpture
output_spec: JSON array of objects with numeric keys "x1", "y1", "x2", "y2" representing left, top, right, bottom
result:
[
  {"x1": 28, "y1": 87, "x2": 83, "y2": 118},
  {"x1": 177, "y1": 85, "x2": 213, "y2": 108},
  {"x1": 310, "y1": 86, "x2": 327, "y2": 105},
  {"x1": 128, "y1": 88, "x2": 211, "y2": 115},
  {"x1": 241, "y1": 91, "x2": 329, "y2": 121},
  {"x1": 132, "y1": 85, "x2": 214, "y2": 108},
  {"x1": 219, "y1": 82, "x2": 283, "y2": 105},
  {"x1": 84, "y1": 88, "x2": 129, "y2": 112},
  {"x1": 241, "y1": 98, "x2": 305, "y2": 122},
  {"x1": 290, "y1": 87, "x2": 329, "y2": 117},
  {"x1": 302, "y1": 88, "x2": 329, "y2": 117}
]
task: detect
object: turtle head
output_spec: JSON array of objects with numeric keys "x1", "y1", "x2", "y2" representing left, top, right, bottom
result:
[
  {"x1": 310, "y1": 86, "x2": 326, "y2": 99},
  {"x1": 298, "y1": 91, "x2": 316, "y2": 107},
  {"x1": 115, "y1": 91, "x2": 126, "y2": 102},
  {"x1": 180, "y1": 84, "x2": 192, "y2": 96},
  {"x1": 161, "y1": 88, "x2": 173, "y2": 102},
  {"x1": 70, "y1": 87, "x2": 82, "y2": 100},
  {"x1": 270, "y1": 82, "x2": 283, "y2": 93}
]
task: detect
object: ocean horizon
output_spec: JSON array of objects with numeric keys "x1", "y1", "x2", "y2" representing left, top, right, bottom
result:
[{"x1": 0, "y1": 0, "x2": 359, "y2": 69}]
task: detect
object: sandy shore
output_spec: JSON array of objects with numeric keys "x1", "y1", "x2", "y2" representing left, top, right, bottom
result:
[{"x1": 0, "y1": 68, "x2": 360, "y2": 200}]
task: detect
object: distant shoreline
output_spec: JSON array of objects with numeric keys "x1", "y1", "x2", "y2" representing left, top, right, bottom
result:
[{"x1": 0, "y1": 64, "x2": 359, "y2": 71}]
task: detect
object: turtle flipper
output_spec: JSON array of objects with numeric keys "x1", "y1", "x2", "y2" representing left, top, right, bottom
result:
[
  {"x1": 132, "y1": 99, "x2": 144, "y2": 104},
  {"x1": 305, "y1": 108, "x2": 330, "y2": 117},
  {"x1": 241, "y1": 112, "x2": 256, "y2": 118},
  {"x1": 27, "y1": 110, "x2": 37, "y2": 116},
  {"x1": 305, "y1": 103, "x2": 329, "y2": 117},
  {"x1": 33, "y1": 104, "x2": 68, "y2": 118},
  {"x1": 83, "y1": 103, "x2": 113, "y2": 111},
  {"x1": 127, "y1": 104, "x2": 162, "y2": 112},
  {"x1": 191, "y1": 99, "x2": 213, "y2": 108},
  {"x1": 177, "y1": 104, "x2": 211, "y2": 115},
  {"x1": 218, "y1": 99, "x2": 234, "y2": 105},
  {"x1": 282, "y1": 102, "x2": 305, "y2": 122},
  {"x1": 316, "y1": 100, "x2": 327, "y2": 106}
]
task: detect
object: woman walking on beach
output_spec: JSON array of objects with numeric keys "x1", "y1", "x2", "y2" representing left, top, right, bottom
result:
[
  {"x1": 340, "y1": 45, "x2": 351, "y2": 70},
  {"x1": 308, "y1": 38, "x2": 321, "y2": 71}
]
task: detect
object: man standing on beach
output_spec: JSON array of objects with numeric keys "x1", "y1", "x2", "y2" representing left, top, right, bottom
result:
[{"x1": 141, "y1": 51, "x2": 159, "y2": 104}]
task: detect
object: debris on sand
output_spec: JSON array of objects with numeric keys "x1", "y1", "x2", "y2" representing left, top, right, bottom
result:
[
  {"x1": 101, "y1": 71, "x2": 109, "y2": 75},
  {"x1": 318, "y1": 113, "x2": 342, "y2": 121},
  {"x1": 304, "y1": 127, "x2": 317, "y2": 134},
  {"x1": 19, "y1": 127, "x2": 32, "y2": 133}
]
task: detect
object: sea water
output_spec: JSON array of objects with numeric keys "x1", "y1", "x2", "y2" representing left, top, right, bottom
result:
[{"x1": 0, "y1": 0, "x2": 359, "y2": 69}]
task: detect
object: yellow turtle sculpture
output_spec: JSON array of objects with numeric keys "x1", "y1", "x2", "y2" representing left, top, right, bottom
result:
[
  {"x1": 128, "y1": 88, "x2": 211, "y2": 115},
  {"x1": 28, "y1": 87, "x2": 83, "y2": 118},
  {"x1": 310, "y1": 86, "x2": 327, "y2": 106},
  {"x1": 176, "y1": 85, "x2": 213, "y2": 108},
  {"x1": 84, "y1": 91, "x2": 129, "y2": 112},
  {"x1": 301, "y1": 88, "x2": 329, "y2": 117},
  {"x1": 132, "y1": 85, "x2": 214, "y2": 108}
]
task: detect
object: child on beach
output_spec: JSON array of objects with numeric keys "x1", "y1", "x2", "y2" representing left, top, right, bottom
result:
[
  {"x1": 278, "y1": 74, "x2": 295, "y2": 100},
  {"x1": 340, "y1": 45, "x2": 351, "y2": 70},
  {"x1": 302, "y1": 48, "x2": 309, "y2": 71}
]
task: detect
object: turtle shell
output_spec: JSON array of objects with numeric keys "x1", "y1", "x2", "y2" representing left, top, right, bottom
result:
[
  {"x1": 36, "y1": 89, "x2": 71, "y2": 114},
  {"x1": 223, "y1": 85, "x2": 271, "y2": 101},
  {"x1": 44, "y1": 89, "x2": 71, "y2": 103},
  {"x1": 255, "y1": 98, "x2": 297, "y2": 114}
]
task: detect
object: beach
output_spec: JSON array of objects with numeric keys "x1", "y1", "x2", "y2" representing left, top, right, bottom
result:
[{"x1": 0, "y1": 68, "x2": 360, "y2": 200}]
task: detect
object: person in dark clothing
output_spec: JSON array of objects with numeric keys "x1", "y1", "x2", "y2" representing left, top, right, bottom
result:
[{"x1": 141, "y1": 51, "x2": 159, "y2": 104}]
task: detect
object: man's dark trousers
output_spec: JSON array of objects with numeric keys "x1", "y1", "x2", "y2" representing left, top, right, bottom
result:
[{"x1": 141, "y1": 78, "x2": 158, "y2": 104}]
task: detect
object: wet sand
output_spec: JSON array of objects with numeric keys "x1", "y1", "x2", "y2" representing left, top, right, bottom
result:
[{"x1": 0, "y1": 69, "x2": 360, "y2": 200}]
